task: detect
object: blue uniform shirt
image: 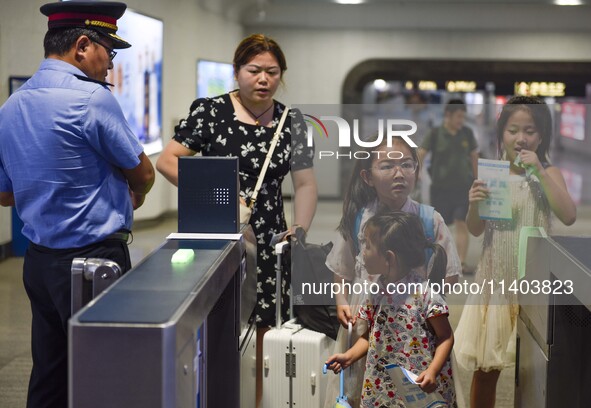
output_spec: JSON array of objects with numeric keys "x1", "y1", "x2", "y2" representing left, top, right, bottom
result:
[{"x1": 0, "y1": 59, "x2": 144, "y2": 248}]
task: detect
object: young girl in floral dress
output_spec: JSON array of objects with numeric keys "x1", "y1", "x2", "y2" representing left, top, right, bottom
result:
[{"x1": 326, "y1": 211, "x2": 456, "y2": 407}]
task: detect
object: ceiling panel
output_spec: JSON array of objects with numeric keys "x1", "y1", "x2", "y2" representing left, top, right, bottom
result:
[{"x1": 197, "y1": 0, "x2": 591, "y2": 30}]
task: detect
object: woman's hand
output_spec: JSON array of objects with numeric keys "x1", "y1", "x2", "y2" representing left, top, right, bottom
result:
[
  {"x1": 155, "y1": 140, "x2": 194, "y2": 187},
  {"x1": 284, "y1": 224, "x2": 304, "y2": 241},
  {"x1": 468, "y1": 179, "x2": 489, "y2": 204},
  {"x1": 416, "y1": 368, "x2": 438, "y2": 393}
]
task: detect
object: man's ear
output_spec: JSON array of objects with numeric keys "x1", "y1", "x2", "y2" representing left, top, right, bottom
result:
[
  {"x1": 360, "y1": 169, "x2": 374, "y2": 187},
  {"x1": 75, "y1": 35, "x2": 92, "y2": 59}
]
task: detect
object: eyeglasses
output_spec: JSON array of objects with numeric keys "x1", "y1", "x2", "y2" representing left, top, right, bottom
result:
[
  {"x1": 93, "y1": 40, "x2": 117, "y2": 61},
  {"x1": 373, "y1": 160, "x2": 418, "y2": 176}
]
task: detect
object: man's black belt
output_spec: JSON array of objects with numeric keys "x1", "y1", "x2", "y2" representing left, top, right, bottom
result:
[
  {"x1": 104, "y1": 230, "x2": 130, "y2": 242},
  {"x1": 29, "y1": 229, "x2": 131, "y2": 253}
]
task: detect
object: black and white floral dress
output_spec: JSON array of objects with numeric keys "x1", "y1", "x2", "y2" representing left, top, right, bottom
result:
[{"x1": 173, "y1": 92, "x2": 313, "y2": 327}]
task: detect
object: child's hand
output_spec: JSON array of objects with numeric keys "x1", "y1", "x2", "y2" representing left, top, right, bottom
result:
[
  {"x1": 517, "y1": 149, "x2": 542, "y2": 174},
  {"x1": 468, "y1": 179, "x2": 489, "y2": 204},
  {"x1": 336, "y1": 304, "x2": 356, "y2": 327},
  {"x1": 325, "y1": 353, "x2": 349, "y2": 373},
  {"x1": 416, "y1": 369, "x2": 438, "y2": 394}
]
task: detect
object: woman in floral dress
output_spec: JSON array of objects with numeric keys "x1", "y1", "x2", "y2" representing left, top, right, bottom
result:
[{"x1": 156, "y1": 34, "x2": 317, "y2": 406}]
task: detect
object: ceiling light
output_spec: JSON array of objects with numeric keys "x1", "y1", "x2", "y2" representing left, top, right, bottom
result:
[
  {"x1": 335, "y1": 0, "x2": 365, "y2": 4},
  {"x1": 554, "y1": 0, "x2": 584, "y2": 5},
  {"x1": 373, "y1": 79, "x2": 388, "y2": 91}
]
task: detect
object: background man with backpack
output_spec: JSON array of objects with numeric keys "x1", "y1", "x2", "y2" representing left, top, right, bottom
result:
[{"x1": 419, "y1": 99, "x2": 479, "y2": 274}]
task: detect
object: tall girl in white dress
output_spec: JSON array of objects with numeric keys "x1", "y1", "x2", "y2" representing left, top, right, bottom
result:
[{"x1": 454, "y1": 96, "x2": 576, "y2": 408}]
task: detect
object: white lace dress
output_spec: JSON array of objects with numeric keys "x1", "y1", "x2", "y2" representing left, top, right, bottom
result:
[{"x1": 454, "y1": 174, "x2": 551, "y2": 372}]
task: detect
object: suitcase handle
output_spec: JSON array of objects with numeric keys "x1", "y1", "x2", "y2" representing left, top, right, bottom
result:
[
  {"x1": 347, "y1": 321, "x2": 352, "y2": 347},
  {"x1": 347, "y1": 321, "x2": 353, "y2": 377},
  {"x1": 274, "y1": 241, "x2": 290, "y2": 329}
]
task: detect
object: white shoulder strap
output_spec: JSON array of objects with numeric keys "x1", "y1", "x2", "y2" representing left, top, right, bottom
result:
[{"x1": 249, "y1": 106, "x2": 290, "y2": 207}]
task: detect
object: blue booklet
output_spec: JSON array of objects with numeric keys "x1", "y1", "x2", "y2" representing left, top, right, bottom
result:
[
  {"x1": 477, "y1": 158, "x2": 512, "y2": 221},
  {"x1": 384, "y1": 363, "x2": 447, "y2": 408}
]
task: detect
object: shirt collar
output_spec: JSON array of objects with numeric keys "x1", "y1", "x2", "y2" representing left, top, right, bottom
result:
[
  {"x1": 400, "y1": 197, "x2": 414, "y2": 212},
  {"x1": 40, "y1": 58, "x2": 87, "y2": 78},
  {"x1": 370, "y1": 197, "x2": 414, "y2": 213}
]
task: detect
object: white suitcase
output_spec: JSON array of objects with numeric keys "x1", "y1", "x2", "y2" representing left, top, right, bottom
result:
[{"x1": 262, "y1": 242, "x2": 335, "y2": 408}]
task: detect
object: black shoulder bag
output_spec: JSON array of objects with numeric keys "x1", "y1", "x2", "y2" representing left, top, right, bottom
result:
[{"x1": 286, "y1": 228, "x2": 340, "y2": 340}]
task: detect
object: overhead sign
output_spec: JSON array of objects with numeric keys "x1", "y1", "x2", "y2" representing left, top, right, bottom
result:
[
  {"x1": 418, "y1": 81, "x2": 437, "y2": 91},
  {"x1": 446, "y1": 81, "x2": 477, "y2": 92},
  {"x1": 514, "y1": 81, "x2": 566, "y2": 97}
]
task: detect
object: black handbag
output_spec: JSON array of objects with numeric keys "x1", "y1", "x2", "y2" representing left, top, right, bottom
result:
[{"x1": 287, "y1": 228, "x2": 340, "y2": 341}]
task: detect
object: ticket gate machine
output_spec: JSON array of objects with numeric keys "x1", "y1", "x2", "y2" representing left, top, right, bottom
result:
[
  {"x1": 516, "y1": 236, "x2": 591, "y2": 408},
  {"x1": 69, "y1": 230, "x2": 256, "y2": 408}
]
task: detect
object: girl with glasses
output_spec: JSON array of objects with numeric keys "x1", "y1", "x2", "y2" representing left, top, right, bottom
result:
[{"x1": 323, "y1": 137, "x2": 462, "y2": 407}]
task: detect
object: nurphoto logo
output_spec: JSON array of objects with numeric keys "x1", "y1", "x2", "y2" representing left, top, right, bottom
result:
[{"x1": 303, "y1": 114, "x2": 418, "y2": 160}]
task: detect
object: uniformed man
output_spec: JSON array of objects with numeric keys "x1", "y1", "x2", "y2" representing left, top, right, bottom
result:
[{"x1": 0, "y1": 2, "x2": 155, "y2": 407}]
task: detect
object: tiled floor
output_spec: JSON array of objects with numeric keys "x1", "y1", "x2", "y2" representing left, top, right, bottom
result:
[{"x1": 1, "y1": 201, "x2": 589, "y2": 407}]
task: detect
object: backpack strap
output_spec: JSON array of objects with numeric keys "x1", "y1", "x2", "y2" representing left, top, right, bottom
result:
[
  {"x1": 352, "y1": 208, "x2": 363, "y2": 255},
  {"x1": 425, "y1": 127, "x2": 439, "y2": 178},
  {"x1": 430, "y1": 127, "x2": 438, "y2": 152},
  {"x1": 419, "y1": 203, "x2": 435, "y2": 268}
]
